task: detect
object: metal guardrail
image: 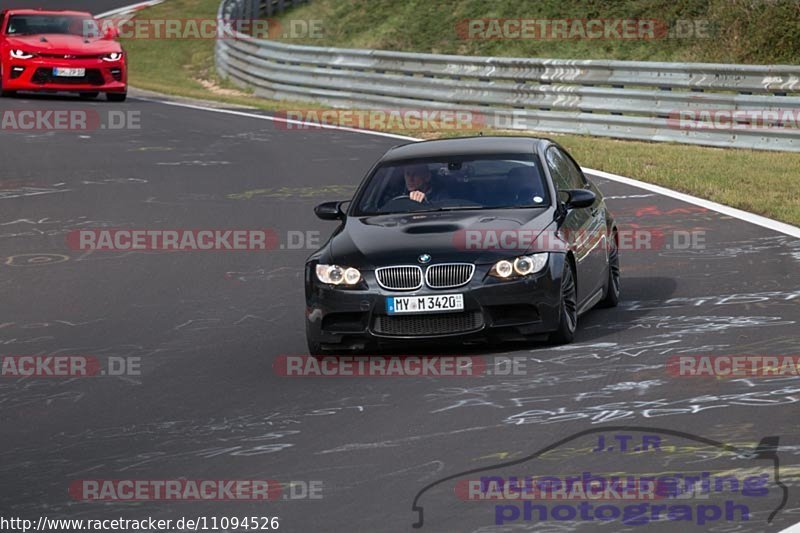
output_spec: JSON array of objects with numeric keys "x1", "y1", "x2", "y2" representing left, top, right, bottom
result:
[
  {"x1": 222, "y1": 0, "x2": 307, "y2": 18},
  {"x1": 216, "y1": 0, "x2": 800, "y2": 152}
]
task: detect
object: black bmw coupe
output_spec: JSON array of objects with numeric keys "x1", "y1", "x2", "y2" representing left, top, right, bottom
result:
[{"x1": 305, "y1": 136, "x2": 619, "y2": 354}]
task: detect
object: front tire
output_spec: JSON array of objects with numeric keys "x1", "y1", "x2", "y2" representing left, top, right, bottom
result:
[
  {"x1": 80, "y1": 92, "x2": 100, "y2": 99},
  {"x1": 0, "y1": 68, "x2": 15, "y2": 97},
  {"x1": 305, "y1": 319, "x2": 328, "y2": 356},
  {"x1": 307, "y1": 338, "x2": 325, "y2": 356},
  {"x1": 107, "y1": 92, "x2": 127, "y2": 102},
  {"x1": 548, "y1": 261, "x2": 577, "y2": 345},
  {"x1": 598, "y1": 231, "x2": 620, "y2": 308}
]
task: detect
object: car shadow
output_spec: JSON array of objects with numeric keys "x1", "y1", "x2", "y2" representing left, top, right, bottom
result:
[
  {"x1": 567, "y1": 274, "x2": 679, "y2": 343},
  {"x1": 373, "y1": 276, "x2": 678, "y2": 357},
  {"x1": 3, "y1": 92, "x2": 104, "y2": 102}
]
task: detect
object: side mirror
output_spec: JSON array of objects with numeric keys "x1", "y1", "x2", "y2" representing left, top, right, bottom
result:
[
  {"x1": 562, "y1": 189, "x2": 596, "y2": 210},
  {"x1": 314, "y1": 201, "x2": 346, "y2": 221},
  {"x1": 103, "y1": 25, "x2": 119, "y2": 40}
]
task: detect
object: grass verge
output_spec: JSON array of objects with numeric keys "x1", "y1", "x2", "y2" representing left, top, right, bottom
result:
[
  {"x1": 274, "y1": 0, "x2": 800, "y2": 64},
  {"x1": 120, "y1": 0, "x2": 800, "y2": 226}
]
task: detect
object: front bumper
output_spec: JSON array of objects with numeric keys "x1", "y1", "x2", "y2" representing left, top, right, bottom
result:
[
  {"x1": 3, "y1": 57, "x2": 127, "y2": 93},
  {"x1": 305, "y1": 254, "x2": 567, "y2": 351}
]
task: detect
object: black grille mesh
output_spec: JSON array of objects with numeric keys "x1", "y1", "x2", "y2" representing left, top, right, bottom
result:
[
  {"x1": 32, "y1": 68, "x2": 104, "y2": 86},
  {"x1": 373, "y1": 311, "x2": 483, "y2": 336}
]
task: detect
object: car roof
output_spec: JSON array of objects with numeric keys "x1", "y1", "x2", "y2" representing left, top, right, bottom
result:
[
  {"x1": 4, "y1": 9, "x2": 93, "y2": 17},
  {"x1": 379, "y1": 136, "x2": 551, "y2": 163}
]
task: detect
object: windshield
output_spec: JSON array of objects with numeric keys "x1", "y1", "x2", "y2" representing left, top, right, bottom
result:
[
  {"x1": 351, "y1": 153, "x2": 550, "y2": 216},
  {"x1": 6, "y1": 14, "x2": 100, "y2": 37}
]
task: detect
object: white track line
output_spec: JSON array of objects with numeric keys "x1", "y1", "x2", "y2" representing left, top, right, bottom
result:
[
  {"x1": 138, "y1": 98, "x2": 420, "y2": 141},
  {"x1": 115, "y1": 0, "x2": 800, "y2": 241},
  {"x1": 142, "y1": 98, "x2": 800, "y2": 239},
  {"x1": 84, "y1": 3, "x2": 800, "y2": 531},
  {"x1": 585, "y1": 168, "x2": 800, "y2": 238}
]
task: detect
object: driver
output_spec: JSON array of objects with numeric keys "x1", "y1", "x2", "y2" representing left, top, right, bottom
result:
[{"x1": 404, "y1": 164, "x2": 439, "y2": 203}]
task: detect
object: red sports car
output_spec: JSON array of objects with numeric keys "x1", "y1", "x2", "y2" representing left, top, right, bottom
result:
[{"x1": 0, "y1": 9, "x2": 127, "y2": 101}]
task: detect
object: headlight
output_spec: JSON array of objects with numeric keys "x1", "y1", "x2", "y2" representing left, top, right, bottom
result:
[
  {"x1": 10, "y1": 49, "x2": 35, "y2": 59},
  {"x1": 490, "y1": 253, "x2": 548, "y2": 279},
  {"x1": 492, "y1": 260, "x2": 514, "y2": 279},
  {"x1": 102, "y1": 52, "x2": 123, "y2": 62},
  {"x1": 315, "y1": 264, "x2": 362, "y2": 286}
]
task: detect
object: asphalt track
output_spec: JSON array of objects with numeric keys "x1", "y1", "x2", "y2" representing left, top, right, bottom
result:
[{"x1": 1, "y1": 2, "x2": 800, "y2": 532}]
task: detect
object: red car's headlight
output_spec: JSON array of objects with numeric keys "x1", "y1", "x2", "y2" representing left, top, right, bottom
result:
[
  {"x1": 101, "y1": 52, "x2": 123, "y2": 62},
  {"x1": 10, "y1": 49, "x2": 35, "y2": 59}
]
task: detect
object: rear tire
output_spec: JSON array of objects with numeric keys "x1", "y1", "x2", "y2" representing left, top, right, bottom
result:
[
  {"x1": 107, "y1": 92, "x2": 127, "y2": 102},
  {"x1": 598, "y1": 231, "x2": 620, "y2": 308},
  {"x1": 548, "y1": 261, "x2": 577, "y2": 345}
]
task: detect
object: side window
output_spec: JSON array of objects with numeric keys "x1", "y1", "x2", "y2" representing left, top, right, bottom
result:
[
  {"x1": 545, "y1": 147, "x2": 573, "y2": 191},
  {"x1": 559, "y1": 148, "x2": 586, "y2": 189},
  {"x1": 547, "y1": 146, "x2": 585, "y2": 190}
]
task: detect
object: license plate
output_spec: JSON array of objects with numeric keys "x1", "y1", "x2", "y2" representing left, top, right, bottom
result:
[
  {"x1": 387, "y1": 294, "x2": 464, "y2": 314},
  {"x1": 53, "y1": 68, "x2": 85, "y2": 77}
]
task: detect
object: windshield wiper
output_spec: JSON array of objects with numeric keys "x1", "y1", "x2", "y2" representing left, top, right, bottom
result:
[
  {"x1": 420, "y1": 206, "x2": 488, "y2": 212},
  {"x1": 359, "y1": 206, "x2": 492, "y2": 216}
]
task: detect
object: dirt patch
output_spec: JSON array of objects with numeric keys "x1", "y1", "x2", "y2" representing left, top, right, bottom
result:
[{"x1": 195, "y1": 78, "x2": 250, "y2": 98}]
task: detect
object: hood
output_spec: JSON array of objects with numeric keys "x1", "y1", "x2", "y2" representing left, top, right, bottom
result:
[
  {"x1": 5, "y1": 34, "x2": 121, "y2": 55},
  {"x1": 330, "y1": 207, "x2": 558, "y2": 268}
]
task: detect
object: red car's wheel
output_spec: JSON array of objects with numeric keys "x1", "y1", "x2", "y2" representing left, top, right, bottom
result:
[
  {"x1": 0, "y1": 65, "x2": 17, "y2": 97},
  {"x1": 107, "y1": 92, "x2": 127, "y2": 102}
]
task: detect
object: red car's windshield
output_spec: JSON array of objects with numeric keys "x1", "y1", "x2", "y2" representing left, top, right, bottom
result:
[{"x1": 6, "y1": 14, "x2": 100, "y2": 37}]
